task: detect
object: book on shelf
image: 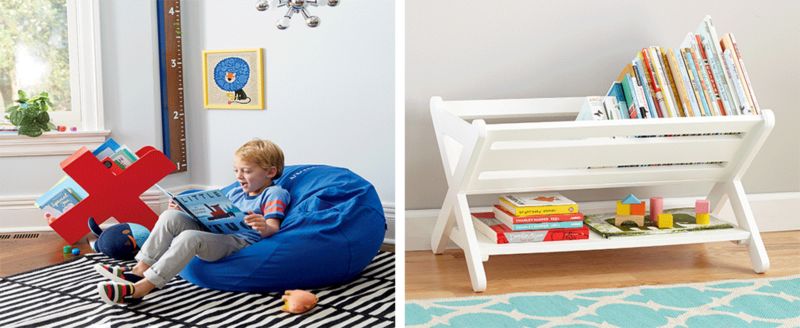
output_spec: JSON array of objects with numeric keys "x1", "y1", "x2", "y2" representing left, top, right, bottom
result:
[
  {"x1": 584, "y1": 207, "x2": 735, "y2": 238},
  {"x1": 157, "y1": 186, "x2": 260, "y2": 241},
  {"x1": 35, "y1": 176, "x2": 89, "y2": 218},
  {"x1": 583, "y1": 16, "x2": 759, "y2": 122},
  {"x1": 36, "y1": 138, "x2": 139, "y2": 219},
  {"x1": 39, "y1": 187, "x2": 83, "y2": 218},
  {"x1": 472, "y1": 212, "x2": 589, "y2": 244},
  {"x1": 492, "y1": 205, "x2": 583, "y2": 226},
  {"x1": 498, "y1": 193, "x2": 579, "y2": 217}
]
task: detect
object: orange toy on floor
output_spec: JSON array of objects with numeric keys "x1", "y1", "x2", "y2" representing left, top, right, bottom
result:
[{"x1": 282, "y1": 290, "x2": 319, "y2": 314}]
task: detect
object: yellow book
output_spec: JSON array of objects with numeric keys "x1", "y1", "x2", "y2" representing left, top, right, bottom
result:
[
  {"x1": 649, "y1": 47, "x2": 676, "y2": 117},
  {"x1": 665, "y1": 48, "x2": 691, "y2": 117},
  {"x1": 498, "y1": 193, "x2": 579, "y2": 217}
]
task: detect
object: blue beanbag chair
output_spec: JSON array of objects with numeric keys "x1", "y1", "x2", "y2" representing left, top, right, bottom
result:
[{"x1": 179, "y1": 165, "x2": 386, "y2": 292}]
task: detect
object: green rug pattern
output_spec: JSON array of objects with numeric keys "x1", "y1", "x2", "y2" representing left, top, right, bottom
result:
[{"x1": 406, "y1": 275, "x2": 800, "y2": 328}]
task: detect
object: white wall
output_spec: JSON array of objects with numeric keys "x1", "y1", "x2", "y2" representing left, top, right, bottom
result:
[
  {"x1": 406, "y1": 0, "x2": 800, "y2": 209},
  {"x1": 181, "y1": 0, "x2": 395, "y2": 202},
  {"x1": 0, "y1": 0, "x2": 394, "y2": 231}
]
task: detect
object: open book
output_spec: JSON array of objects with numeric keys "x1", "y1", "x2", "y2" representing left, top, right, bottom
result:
[{"x1": 156, "y1": 185, "x2": 260, "y2": 241}]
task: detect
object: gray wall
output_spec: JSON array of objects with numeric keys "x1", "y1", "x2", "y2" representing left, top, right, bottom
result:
[
  {"x1": 0, "y1": 0, "x2": 394, "y2": 206},
  {"x1": 181, "y1": 0, "x2": 395, "y2": 201},
  {"x1": 406, "y1": 0, "x2": 800, "y2": 209}
]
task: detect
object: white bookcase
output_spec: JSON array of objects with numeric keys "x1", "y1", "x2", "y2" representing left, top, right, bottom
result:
[{"x1": 429, "y1": 96, "x2": 774, "y2": 292}]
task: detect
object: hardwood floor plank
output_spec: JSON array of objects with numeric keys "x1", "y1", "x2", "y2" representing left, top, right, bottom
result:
[{"x1": 406, "y1": 230, "x2": 800, "y2": 299}]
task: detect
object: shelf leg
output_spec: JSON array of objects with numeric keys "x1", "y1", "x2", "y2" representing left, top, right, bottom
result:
[
  {"x1": 726, "y1": 180, "x2": 770, "y2": 273},
  {"x1": 431, "y1": 192, "x2": 456, "y2": 254},
  {"x1": 706, "y1": 181, "x2": 730, "y2": 216},
  {"x1": 453, "y1": 193, "x2": 487, "y2": 292}
]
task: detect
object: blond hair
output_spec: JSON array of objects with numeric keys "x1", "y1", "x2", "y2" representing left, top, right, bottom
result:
[{"x1": 235, "y1": 139, "x2": 285, "y2": 178}]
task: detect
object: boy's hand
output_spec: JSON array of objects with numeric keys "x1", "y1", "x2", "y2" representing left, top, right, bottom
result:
[
  {"x1": 168, "y1": 201, "x2": 180, "y2": 210},
  {"x1": 244, "y1": 212, "x2": 270, "y2": 237}
]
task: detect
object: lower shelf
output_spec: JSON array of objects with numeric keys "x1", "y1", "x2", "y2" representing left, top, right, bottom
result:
[{"x1": 450, "y1": 225, "x2": 751, "y2": 257}]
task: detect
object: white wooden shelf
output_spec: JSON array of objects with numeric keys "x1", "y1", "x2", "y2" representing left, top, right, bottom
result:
[
  {"x1": 430, "y1": 96, "x2": 774, "y2": 292},
  {"x1": 452, "y1": 226, "x2": 751, "y2": 257}
]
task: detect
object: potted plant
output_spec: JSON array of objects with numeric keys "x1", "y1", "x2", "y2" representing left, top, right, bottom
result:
[{"x1": 4, "y1": 90, "x2": 55, "y2": 137}]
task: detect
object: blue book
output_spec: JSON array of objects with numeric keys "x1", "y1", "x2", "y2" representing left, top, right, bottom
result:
[
  {"x1": 606, "y1": 82, "x2": 629, "y2": 117},
  {"x1": 36, "y1": 177, "x2": 89, "y2": 208},
  {"x1": 169, "y1": 189, "x2": 261, "y2": 242},
  {"x1": 92, "y1": 138, "x2": 121, "y2": 159},
  {"x1": 40, "y1": 188, "x2": 81, "y2": 217},
  {"x1": 683, "y1": 49, "x2": 712, "y2": 117},
  {"x1": 632, "y1": 59, "x2": 658, "y2": 118},
  {"x1": 508, "y1": 220, "x2": 584, "y2": 231}
]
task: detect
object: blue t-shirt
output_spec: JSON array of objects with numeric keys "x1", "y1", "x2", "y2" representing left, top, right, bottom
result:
[{"x1": 225, "y1": 184, "x2": 290, "y2": 243}]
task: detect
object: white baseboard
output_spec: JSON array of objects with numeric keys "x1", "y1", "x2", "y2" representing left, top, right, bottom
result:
[
  {"x1": 0, "y1": 186, "x2": 397, "y2": 245},
  {"x1": 406, "y1": 192, "x2": 800, "y2": 251}
]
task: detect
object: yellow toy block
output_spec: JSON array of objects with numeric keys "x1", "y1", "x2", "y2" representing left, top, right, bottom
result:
[
  {"x1": 657, "y1": 213, "x2": 673, "y2": 228},
  {"x1": 696, "y1": 213, "x2": 710, "y2": 225},
  {"x1": 616, "y1": 201, "x2": 630, "y2": 215}
]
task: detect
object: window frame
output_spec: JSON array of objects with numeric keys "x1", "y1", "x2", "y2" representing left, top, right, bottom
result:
[{"x1": 0, "y1": 0, "x2": 108, "y2": 157}]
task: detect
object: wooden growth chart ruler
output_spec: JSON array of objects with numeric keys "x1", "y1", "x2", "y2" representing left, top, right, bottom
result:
[{"x1": 157, "y1": 0, "x2": 187, "y2": 172}]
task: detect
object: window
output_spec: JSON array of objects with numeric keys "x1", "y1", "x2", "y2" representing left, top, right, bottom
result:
[
  {"x1": 0, "y1": 0, "x2": 103, "y2": 132},
  {"x1": 0, "y1": 0, "x2": 106, "y2": 157}
]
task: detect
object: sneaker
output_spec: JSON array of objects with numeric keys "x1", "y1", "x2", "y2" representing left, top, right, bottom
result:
[
  {"x1": 93, "y1": 264, "x2": 143, "y2": 283},
  {"x1": 97, "y1": 281, "x2": 141, "y2": 305}
]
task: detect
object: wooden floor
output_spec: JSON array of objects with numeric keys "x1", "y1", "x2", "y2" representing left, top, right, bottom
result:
[
  {"x1": 0, "y1": 231, "x2": 396, "y2": 277},
  {"x1": 406, "y1": 230, "x2": 800, "y2": 300},
  {"x1": 0, "y1": 232, "x2": 95, "y2": 277}
]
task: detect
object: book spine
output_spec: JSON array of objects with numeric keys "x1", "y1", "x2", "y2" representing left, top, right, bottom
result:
[
  {"x1": 632, "y1": 60, "x2": 658, "y2": 118},
  {"x1": 508, "y1": 220, "x2": 584, "y2": 231},
  {"x1": 663, "y1": 49, "x2": 688, "y2": 117},
  {"x1": 692, "y1": 34, "x2": 724, "y2": 116},
  {"x1": 499, "y1": 199, "x2": 579, "y2": 216},
  {"x1": 729, "y1": 33, "x2": 759, "y2": 114},
  {"x1": 621, "y1": 75, "x2": 638, "y2": 118},
  {"x1": 631, "y1": 75, "x2": 650, "y2": 119},
  {"x1": 722, "y1": 48, "x2": 750, "y2": 115},
  {"x1": 701, "y1": 16, "x2": 739, "y2": 116},
  {"x1": 505, "y1": 227, "x2": 589, "y2": 243},
  {"x1": 687, "y1": 47, "x2": 715, "y2": 116},
  {"x1": 650, "y1": 47, "x2": 678, "y2": 117},
  {"x1": 493, "y1": 206, "x2": 584, "y2": 224},
  {"x1": 640, "y1": 49, "x2": 665, "y2": 118},
  {"x1": 674, "y1": 48, "x2": 701, "y2": 117}
]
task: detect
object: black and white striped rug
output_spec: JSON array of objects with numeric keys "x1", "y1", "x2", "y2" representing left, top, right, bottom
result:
[{"x1": 0, "y1": 252, "x2": 394, "y2": 327}]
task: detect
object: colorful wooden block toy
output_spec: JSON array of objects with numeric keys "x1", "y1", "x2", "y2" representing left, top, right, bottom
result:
[
  {"x1": 696, "y1": 213, "x2": 710, "y2": 225},
  {"x1": 657, "y1": 213, "x2": 673, "y2": 228},
  {"x1": 615, "y1": 194, "x2": 645, "y2": 227},
  {"x1": 649, "y1": 197, "x2": 663, "y2": 224}
]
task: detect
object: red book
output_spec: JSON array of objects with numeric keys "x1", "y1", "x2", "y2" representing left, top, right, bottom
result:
[
  {"x1": 695, "y1": 34, "x2": 727, "y2": 116},
  {"x1": 472, "y1": 212, "x2": 589, "y2": 244},
  {"x1": 641, "y1": 49, "x2": 665, "y2": 118},
  {"x1": 492, "y1": 205, "x2": 584, "y2": 224}
]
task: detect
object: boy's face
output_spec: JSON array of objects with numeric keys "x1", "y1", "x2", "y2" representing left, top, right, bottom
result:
[{"x1": 233, "y1": 156, "x2": 277, "y2": 196}]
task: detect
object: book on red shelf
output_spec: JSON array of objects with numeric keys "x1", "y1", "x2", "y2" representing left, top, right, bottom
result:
[
  {"x1": 492, "y1": 205, "x2": 584, "y2": 225},
  {"x1": 472, "y1": 212, "x2": 589, "y2": 244}
]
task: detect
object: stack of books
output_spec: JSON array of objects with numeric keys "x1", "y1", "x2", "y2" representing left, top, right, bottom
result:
[
  {"x1": 578, "y1": 16, "x2": 759, "y2": 121},
  {"x1": 472, "y1": 193, "x2": 589, "y2": 244},
  {"x1": 36, "y1": 138, "x2": 139, "y2": 221}
]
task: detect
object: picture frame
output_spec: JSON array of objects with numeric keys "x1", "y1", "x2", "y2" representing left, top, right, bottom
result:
[{"x1": 202, "y1": 48, "x2": 264, "y2": 110}]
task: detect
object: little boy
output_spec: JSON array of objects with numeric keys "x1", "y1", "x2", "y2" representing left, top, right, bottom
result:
[{"x1": 95, "y1": 139, "x2": 290, "y2": 304}]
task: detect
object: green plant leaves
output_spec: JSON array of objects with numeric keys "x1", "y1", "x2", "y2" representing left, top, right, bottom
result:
[{"x1": 4, "y1": 90, "x2": 54, "y2": 137}]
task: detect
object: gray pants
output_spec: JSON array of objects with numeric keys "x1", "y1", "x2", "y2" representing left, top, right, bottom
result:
[{"x1": 134, "y1": 209, "x2": 250, "y2": 288}]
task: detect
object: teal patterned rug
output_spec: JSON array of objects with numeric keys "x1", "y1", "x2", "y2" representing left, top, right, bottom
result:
[{"x1": 406, "y1": 275, "x2": 800, "y2": 328}]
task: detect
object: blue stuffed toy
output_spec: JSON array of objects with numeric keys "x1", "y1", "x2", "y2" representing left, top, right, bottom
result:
[{"x1": 88, "y1": 217, "x2": 150, "y2": 260}]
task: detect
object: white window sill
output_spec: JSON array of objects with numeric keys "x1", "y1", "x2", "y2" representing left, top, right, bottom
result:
[{"x1": 0, "y1": 130, "x2": 111, "y2": 157}]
